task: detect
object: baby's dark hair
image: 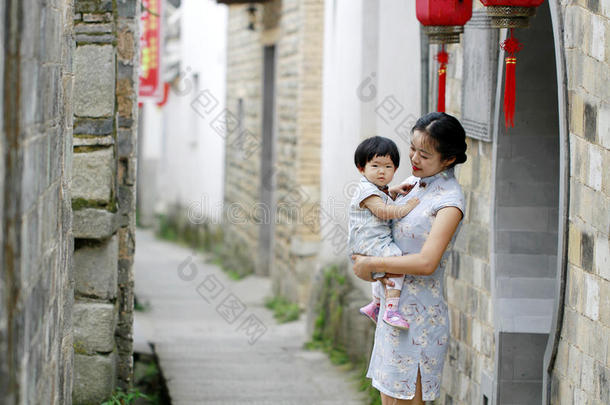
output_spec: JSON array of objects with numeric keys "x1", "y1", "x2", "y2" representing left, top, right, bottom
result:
[
  {"x1": 354, "y1": 136, "x2": 400, "y2": 169},
  {"x1": 411, "y1": 112, "x2": 467, "y2": 168}
]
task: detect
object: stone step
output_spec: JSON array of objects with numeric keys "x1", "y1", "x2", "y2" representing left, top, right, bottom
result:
[
  {"x1": 496, "y1": 276, "x2": 556, "y2": 299},
  {"x1": 497, "y1": 298, "x2": 555, "y2": 334}
]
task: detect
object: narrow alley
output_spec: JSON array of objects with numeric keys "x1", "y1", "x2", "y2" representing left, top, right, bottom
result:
[
  {"x1": 2, "y1": 0, "x2": 609, "y2": 404},
  {"x1": 133, "y1": 230, "x2": 366, "y2": 404}
]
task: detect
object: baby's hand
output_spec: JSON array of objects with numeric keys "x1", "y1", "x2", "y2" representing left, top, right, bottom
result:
[{"x1": 389, "y1": 182, "x2": 415, "y2": 199}]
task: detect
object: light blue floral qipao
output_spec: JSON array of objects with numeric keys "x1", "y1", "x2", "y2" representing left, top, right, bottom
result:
[{"x1": 366, "y1": 167, "x2": 465, "y2": 401}]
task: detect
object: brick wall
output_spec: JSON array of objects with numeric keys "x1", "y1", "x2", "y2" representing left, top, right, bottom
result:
[
  {"x1": 550, "y1": 1, "x2": 610, "y2": 403},
  {"x1": 434, "y1": 1, "x2": 610, "y2": 404},
  {"x1": 439, "y1": 50, "x2": 496, "y2": 403},
  {"x1": 223, "y1": 3, "x2": 265, "y2": 276},
  {"x1": 445, "y1": 139, "x2": 495, "y2": 404},
  {"x1": 224, "y1": 0, "x2": 323, "y2": 305},
  {"x1": 0, "y1": 0, "x2": 75, "y2": 403},
  {"x1": 273, "y1": 0, "x2": 323, "y2": 304}
]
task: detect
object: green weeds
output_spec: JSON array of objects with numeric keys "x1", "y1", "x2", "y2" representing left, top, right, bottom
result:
[
  {"x1": 100, "y1": 387, "x2": 150, "y2": 405},
  {"x1": 264, "y1": 295, "x2": 301, "y2": 323}
]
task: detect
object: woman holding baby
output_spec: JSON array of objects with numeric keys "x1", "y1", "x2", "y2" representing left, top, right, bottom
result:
[{"x1": 352, "y1": 112, "x2": 468, "y2": 404}]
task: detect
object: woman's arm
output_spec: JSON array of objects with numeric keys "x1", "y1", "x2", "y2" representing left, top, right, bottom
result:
[
  {"x1": 361, "y1": 195, "x2": 419, "y2": 220},
  {"x1": 352, "y1": 206, "x2": 462, "y2": 279}
]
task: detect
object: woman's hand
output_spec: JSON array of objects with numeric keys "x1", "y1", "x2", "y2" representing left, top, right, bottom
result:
[{"x1": 351, "y1": 254, "x2": 376, "y2": 282}]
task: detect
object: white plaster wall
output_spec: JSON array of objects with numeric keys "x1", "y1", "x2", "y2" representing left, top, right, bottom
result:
[
  {"x1": 320, "y1": 0, "x2": 367, "y2": 267},
  {"x1": 141, "y1": 0, "x2": 227, "y2": 222},
  {"x1": 376, "y1": 0, "x2": 421, "y2": 184},
  {"x1": 319, "y1": 0, "x2": 421, "y2": 273}
]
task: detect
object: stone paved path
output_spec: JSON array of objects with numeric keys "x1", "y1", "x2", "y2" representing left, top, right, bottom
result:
[{"x1": 134, "y1": 230, "x2": 366, "y2": 405}]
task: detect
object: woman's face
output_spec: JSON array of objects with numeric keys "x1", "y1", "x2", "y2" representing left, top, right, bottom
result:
[{"x1": 409, "y1": 130, "x2": 455, "y2": 178}]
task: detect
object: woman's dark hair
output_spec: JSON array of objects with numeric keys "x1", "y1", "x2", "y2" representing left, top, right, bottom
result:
[
  {"x1": 354, "y1": 136, "x2": 400, "y2": 169},
  {"x1": 411, "y1": 112, "x2": 467, "y2": 168}
]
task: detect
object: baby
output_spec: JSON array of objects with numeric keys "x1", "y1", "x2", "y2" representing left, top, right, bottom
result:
[{"x1": 348, "y1": 136, "x2": 419, "y2": 330}]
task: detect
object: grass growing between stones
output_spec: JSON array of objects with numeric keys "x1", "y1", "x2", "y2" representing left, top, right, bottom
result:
[
  {"x1": 134, "y1": 295, "x2": 150, "y2": 312},
  {"x1": 304, "y1": 265, "x2": 381, "y2": 405},
  {"x1": 135, "y1": 351, "x2": 173, "y2": 404},
  {"x1": 264, "y1": 295, "x2": 301, "y2": 323},
  {"x1": 101, "y1": 350, "x2": 172, "y2": 404},
  {"x1": 100, "y1": 388, "x2": 150, "y2": 405}
]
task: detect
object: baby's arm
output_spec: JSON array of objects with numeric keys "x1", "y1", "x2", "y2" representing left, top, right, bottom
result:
[
  {"x1": 361, "y1": 195, "x2": 419, "y2": 221},
  {"x1": 389, "y1": 181, "x2": 416, "y2": 200}
]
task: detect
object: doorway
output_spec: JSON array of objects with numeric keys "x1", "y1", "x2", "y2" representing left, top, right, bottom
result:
[
  {"x1": 493, "y1": 3, "x2": 561, "y2": 403},
  {"x1": 258, "y1": 45, "x2": 276, "y2": 276}
]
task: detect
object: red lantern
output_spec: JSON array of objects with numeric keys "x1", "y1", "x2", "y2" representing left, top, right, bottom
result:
[
  {"x1": 416, "y1": 0, "x2": 473, "y2": 112},
  {"x1": 416, "y1": 0, "x2": 473, "y2": 44},
  {"x1": 480, "y1": 0, "x2": 544, "y2": 28},
  {"x1": 481, "y1": 0, "x2": 545, "y2": 127}
]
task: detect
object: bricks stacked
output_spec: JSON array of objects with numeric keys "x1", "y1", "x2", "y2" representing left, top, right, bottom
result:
[{"x1": 71, "y1": 0, "x2": 139, "y2": 403}]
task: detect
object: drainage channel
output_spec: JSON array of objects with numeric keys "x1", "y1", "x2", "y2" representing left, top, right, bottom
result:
[{"x1": 132, "y1": 342, "x2": 172, "y2": 405}]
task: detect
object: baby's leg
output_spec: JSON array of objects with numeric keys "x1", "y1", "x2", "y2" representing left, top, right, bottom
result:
[
  {"x1": 382, "y1": 276, "x2": 409, "y2": 330},
  {"x1": 384, "y1": 275, "x2": 404, "y2": 298},
  {"x1": 360, "y1": 281, "x2": 383, "y2": 324},
  {"x1": 372, "y1": 280, "x2": 383, "y2": 302}
]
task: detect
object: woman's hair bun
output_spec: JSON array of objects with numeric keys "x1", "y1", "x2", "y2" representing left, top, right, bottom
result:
[{"x1": 455, "y1": 152, "x2": 467, "y2": 165}]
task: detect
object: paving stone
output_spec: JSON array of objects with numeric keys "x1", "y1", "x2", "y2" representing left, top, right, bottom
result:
[{"x1": 134, "y1": 230, "x2": 366, "y2": 404}]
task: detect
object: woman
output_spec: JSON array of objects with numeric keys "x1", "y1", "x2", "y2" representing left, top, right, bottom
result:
[{"x1": 352, "y1": 112, "x2": 467, "y2": 404}]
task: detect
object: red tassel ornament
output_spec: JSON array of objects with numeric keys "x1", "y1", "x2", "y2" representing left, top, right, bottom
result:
[
  {"x1": 156, "y1": 82, "x2": 171, "y2": 107},
  {"x1": 500, "y1": 29, "x2": 522, "y2": 128},
  {"x1": 436, "y1": 46, "x2": 449, "y2": 113}
]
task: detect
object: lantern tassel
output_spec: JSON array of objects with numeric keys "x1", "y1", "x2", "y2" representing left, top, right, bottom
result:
[
  {"x1": 436, "y1": 45, "x2": 449, "y2": 113},
  {"x1": 501, "y1": 29, "x2": 522, "y2": 128},
  {"x1": 504, "y1": 57, "x2": 516, "y2": 127}
]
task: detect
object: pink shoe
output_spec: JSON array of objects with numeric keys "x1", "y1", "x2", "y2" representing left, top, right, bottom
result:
[
  {"x1": 359, "y1": 301, "x2": 380, "y2": 325},
  {"x1": 382, "y1": 309, "x2": 410, "y2": 330}
]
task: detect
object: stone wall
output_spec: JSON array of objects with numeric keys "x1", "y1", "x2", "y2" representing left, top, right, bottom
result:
[
  {"x1": 72, "y1": 0, "x2": 139, "y2": 403},
  {"x1": 550, "y1": 1, "x2": 610, "y2": 403},
  {"x1": 439, "y1": 51, "x2": 496, "y2": 405},
  {"x1": 433, "y1": 1, "x2": 610, "y2": 404},
  {"x1": 445, "y1": 138, "x2": 495, "y2": 405},
  {"x1": 224, "y1": 0, "x2": 323, "y2": 305},
  {"x1": 0, "y1": 0, "x2": 76, "y2": 403}
]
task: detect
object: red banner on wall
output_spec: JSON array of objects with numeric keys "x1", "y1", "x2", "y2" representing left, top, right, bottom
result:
[{"x1": 139, "y1": 0, "x2": 162, "y2": 100}]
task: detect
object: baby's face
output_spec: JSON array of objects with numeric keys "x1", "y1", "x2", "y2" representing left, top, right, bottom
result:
[{"x1": 358, "y1": 154, "x2": 397, "y2": 187}]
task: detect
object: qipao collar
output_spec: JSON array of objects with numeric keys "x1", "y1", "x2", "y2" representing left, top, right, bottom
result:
[{"x1": 416, "y1": 167, "x2": 455, "y2": 188}]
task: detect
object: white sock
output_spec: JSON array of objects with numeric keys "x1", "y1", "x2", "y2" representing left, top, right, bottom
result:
[{"x1": 386, "y1": 297, "x2": 399, "y2": 311}]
